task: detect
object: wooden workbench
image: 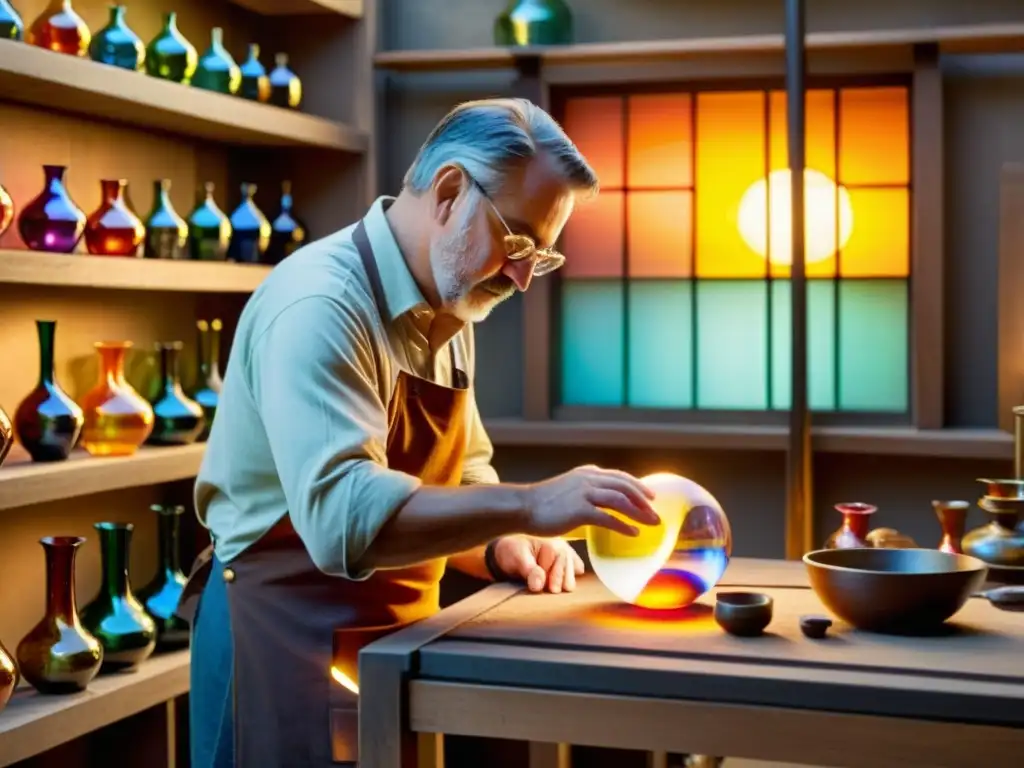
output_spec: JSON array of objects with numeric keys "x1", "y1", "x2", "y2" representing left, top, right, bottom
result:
[{"x1": 357, "y1": 558, "x2": 1024, "y2": 768}]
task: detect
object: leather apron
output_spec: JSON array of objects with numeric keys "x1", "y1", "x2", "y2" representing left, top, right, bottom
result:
[{"x1": 184, "y1": 220, "x2": 470, "y2": 767}]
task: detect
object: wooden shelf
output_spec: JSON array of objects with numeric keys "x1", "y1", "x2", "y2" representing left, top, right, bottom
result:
[
  {"x1": 484, "y1": 419, "x2": 1014, "y2": 460},
  {"x1": 374, "y1": 22, "x2": 1024, "y2": 72},
  {"x1": 0, "y1": 249, "x2": 272, "y2": 293},
  {"x1": 0, "y1": 445, "x2": 205, "y2": 512},
  {"x1": 0, "y1": 651, "x2": 189, "y2": 767},
  {"x1": 229, "y1": 0, "x2": 363, "y2": 17},
  {"x1": 0, "y1": 41, "x2": 368, "y2": 152}
]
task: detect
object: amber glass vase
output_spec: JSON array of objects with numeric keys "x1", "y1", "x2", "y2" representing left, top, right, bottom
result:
[
  {"x1": 0, "y1": 639, "x2": 16, "y2": 713},
  {"x1": 0, "y1": 405, "x2": 13, "y2": 467},
  {"x1": 27, "y1": 0, "x2": 91, "y2": 56},
  {"x1": 17, "y1": 536, "x2": 103, "y2": 694},
  {"x1": 84, "y1": 179, "x2": 145, "y2": 257},
  {"x1": 191, "y1": 319, "x2": 222, "y2": 440},
  {"x1": 14, "y1": 319, "x2": 84, "y2": 462},
  {"x1": 148, "y1": 341, "x2": 205, "y2": 446},
  {"x1": 80, "y1": 523, "x2": 157, "y2": 671},
  {"x1": 18, "y1": 165, "x2": 86, "y2": 253},
  {"x1": 79, "y1": 341, "x2": 154, "y2": 456},
  {"x1": 138, "y1": 505, "x2": 190, "y2": 650}
]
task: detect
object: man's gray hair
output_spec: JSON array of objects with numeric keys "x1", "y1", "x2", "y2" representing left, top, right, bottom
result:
[{"x1": 403, "y1": 98, "x2": 599, "y2": 198}]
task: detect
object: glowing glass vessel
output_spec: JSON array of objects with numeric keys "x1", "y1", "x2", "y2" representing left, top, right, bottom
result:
[{"x1": 587, "y1": 472, "x2": 732, "y2": 610}]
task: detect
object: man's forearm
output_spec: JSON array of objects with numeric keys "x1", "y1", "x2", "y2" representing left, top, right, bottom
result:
[{"x1": 356, "y1": 484, "x2": 530, "y2": 571}]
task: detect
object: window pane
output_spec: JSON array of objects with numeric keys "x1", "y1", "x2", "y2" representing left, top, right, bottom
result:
[
  {"x1": 696, "y1": 281, "x2": 768, "y2": 409},
  {"x1": 561, "y1": 192, "x2": 624, "y2": 278},
  {"x1": 627, "y1": 93, "x2": 693, "y2": 189},
  {"x1": 696, "y1": 92, "x2": 768, "y2": 278},
  {"x1": 627, "y1": 191, "x2": 693, "y2": 278},
  {"x1": 560, "y1": 280, "x2": 625, "y2": 406},
  {"x1": 840, "y1": 188, "x2": 909, "y2": 277},
  {"x1": 839, "y1": 87, "x2": 909, "y2": 186},
  {"x1": 770, "y1": 279, "x2": 837, "y2": 411},
  {"x1": 838, "y1": 279, "x2": 908, "y2": 411},
  {"x1": 563, "y1": 96, "x2": 624, "y2": 189},
  {"x1": 627, "y1": 280, "x2": 693, "y2": 408}
]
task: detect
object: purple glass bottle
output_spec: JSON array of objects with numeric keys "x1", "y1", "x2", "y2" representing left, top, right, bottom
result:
[{"x1": 18, "y1": 165, "x2": 87, "y2": 253}]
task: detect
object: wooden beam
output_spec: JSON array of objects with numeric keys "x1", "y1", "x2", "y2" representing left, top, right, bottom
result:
[{"x1": 997, "y1": 164, "x2": 1024, "y2": 433}]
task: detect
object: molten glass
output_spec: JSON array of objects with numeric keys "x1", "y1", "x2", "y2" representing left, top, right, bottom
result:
[{"x1": 587, "y1": 472, "x2": 732, "y2": 610}]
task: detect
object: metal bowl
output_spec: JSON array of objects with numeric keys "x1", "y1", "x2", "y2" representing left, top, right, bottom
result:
[{"x1": 803, "y1": 548, "x2": 988, "y2": 634}]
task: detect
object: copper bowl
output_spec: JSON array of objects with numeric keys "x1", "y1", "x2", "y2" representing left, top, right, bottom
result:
[{"x1": 803, "y1": 548, "x2": 988, "y2": 634}]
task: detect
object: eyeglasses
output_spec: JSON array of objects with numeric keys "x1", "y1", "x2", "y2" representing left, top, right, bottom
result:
[{"x1": 466, "y1": 176, "x2": 566, "y2": 277}]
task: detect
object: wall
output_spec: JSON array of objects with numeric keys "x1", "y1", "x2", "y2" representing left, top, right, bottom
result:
[{"x1": 378, "y1": 0, "x2": 1024, "y2": 557}]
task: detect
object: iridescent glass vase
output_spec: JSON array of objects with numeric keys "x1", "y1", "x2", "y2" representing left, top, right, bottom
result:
[
  {"x1": 27, "y1": 0, "x2": 91, "y2": 56},
  {"x1": 84, "y1": 179, "x2": 145, "y2": 257},
  {"x1": 16, "y1": 536, "x2": 103, "y2": 694},
  {"x1": 144, "y1": 179, "x2": 188, "y2": 260},
  {"x1": 824, "y1": 502, "x2": 876, "y2": 549},
  {"x1": 188, "y1": 182, "x2": 231, "y2": 261},
  {"x1": 148, "y1": 341, "x2": 205, "y2": 445},
  {"x1": 269, "y1": 52, "x2": 302, "y2": 109},
  {"x1": 144, "y1": 11, "x2": 197, "y2": 84},
  {"x1": 494, "y1": 0, "x2": 573, "y2": 46},
  {"x1": 88, "y1": 4, "x2": 143, "y2": 70},
  {"x1": 228, "y1": 182, "x2": 270, "y2": 263},
  {"x1": 193, "y1": 26, "x2": 240, "y2": 95},
  {"x1": 265, "y1": 180, "x2": 308, "y2": 265},
  {"x1": 13, "y1": 319, "x2": 84, "y2": 462},
  {"x1": 0, "y1": 180, "x2": 13, "y2": 237},
  {"x1": 137, "y1": 504, "x2": 190, "y2": 650},
  {"x1": 79, "y1": 341, "x2": 154, "y2": 456},
  {"x1": 239, "y1": 42, "x2": 269, "y2": 102},
  {"x1": 80, "y1": 523, "x2": 157, "y2": 672},
  {"x1": 190, "y1": 318, "x2": 222, "y2": 440},
  {"x1": 0, "y1": 0, "x2": 24, "y2": 40},
  {"x1": 0, "y1": 639, "x2": 16, "y2": 713},
  {"x1": 0, "y1": 405, "x2": 13, "y2": 467},
  {"x1": 17, "y1": 164, "x2": 86, "y2": 253}
]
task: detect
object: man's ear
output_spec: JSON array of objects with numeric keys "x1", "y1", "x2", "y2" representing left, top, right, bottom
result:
[{"x1": 430, "y1": 165, "x2": 465, "y2": 226}]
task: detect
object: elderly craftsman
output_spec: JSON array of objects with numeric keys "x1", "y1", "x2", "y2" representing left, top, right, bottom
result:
[{"x1": 179, "y1": 98, "x2": 659, "y2": 768}]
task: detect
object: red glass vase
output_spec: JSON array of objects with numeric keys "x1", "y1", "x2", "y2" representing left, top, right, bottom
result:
[
  {"x1": 84, "y1": 179, "x2": 145, "y2": 257},
  {"x1": 0, "y1": 180, "x2": 13, "y2": 238},
  {"x1": 825, "y1": 502, "x2": 877, "y2": 549},
  {"x1": 27, "y1": 0, "x2": 91, "y2": 57}
]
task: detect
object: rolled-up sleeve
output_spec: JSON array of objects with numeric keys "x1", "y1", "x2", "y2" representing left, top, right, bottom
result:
[{"x1": 247, "y1": 293, "x2": 420, "y2": 579}]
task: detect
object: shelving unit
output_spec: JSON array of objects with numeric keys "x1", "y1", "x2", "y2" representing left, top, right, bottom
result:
[{"x1": 228, "y1": 0, "x2": 364, "y2": 17}]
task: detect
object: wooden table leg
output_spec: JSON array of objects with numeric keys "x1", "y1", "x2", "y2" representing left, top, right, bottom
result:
[{"x1": 529, "y1": 742, "x2": 571, "y2": 768}]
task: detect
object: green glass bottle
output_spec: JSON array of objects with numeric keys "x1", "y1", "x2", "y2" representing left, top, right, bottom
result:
[
  {"x1": 192, "y1": 26, "x2": 240, "y2": 95},
  {"x1": 137, "y1": 505, "x2": 190, "y2": 650},
  {"x1": 0, "y1": 0, "x2": 24, "y2": 41},
  {"x1": 494, "y1": 0, "x2": 573, "y2": 47},
  {"x1": 88, "y1": 5, "x2": 143, "y2": 70},
  {"x1": 80, "y1": 523, "x2": 157, "y2": 672},
  {"x1": 145, "y1": 11, "x2": 197, "y2": 84},
  {"x1": 188, "y1": 182, "x2": 231, "y2": 261}
]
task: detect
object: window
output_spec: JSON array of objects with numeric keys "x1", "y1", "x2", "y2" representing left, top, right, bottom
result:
[{"x1": 555, "y1": 84, "x2": 911, "y2": 416}]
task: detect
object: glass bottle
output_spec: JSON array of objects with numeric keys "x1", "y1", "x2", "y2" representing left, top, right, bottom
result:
[
  {"x1": 13, "y1": 319, "x2": 84, "y2": 462},
  {"x1": 268, "y1": 52, "x2": 302, "y2": 109},
  {"x1": 188, "y1": 182, "x2": 231, "y2": 261},
  {"x1": 239, "y1": 42, "x2": 269, "y2": 102},
  {"x1": 27, "y1": 0, "x2": 91, "y2": 56},
  {"x1": 16, "y1": 536, "x2": 103, "y2": 694},
  {"x1": 144, "y1": 179, "x2": 188, "y2": 259},
  {"x1": 0, "y1": 0, "x2": 24, "y2": 41},
  {"x1": 933, "y1": 500, "x2": 969, "y2": 555},
  {"x1": 0, "y1": 638, "x2": 15, "y2": 713},
  {"x1": 0, "y1": 179, "x2": 13, "y2": 237},
  {"x1": 17, "y1": 164, "x2": 86, "y2": 253},
  {"x1": 79, "y1": 341, "x2": 155, "y2": 456},
  {"x1": 80, "y1": 523, "x2": 157, "y2": 672},
  {"x1": 264, "y1": 180, "x2": 308, "y2": 265},
  {"x1": 137, "y1": 504, "x2": 190, "y2": 650},
  {"x1": 824, "y1": 502, "x2": 876, "y2": 549},
  {"x1": 144, "y1": 11, "x2": 197, "y2": 84},
  {"x1": 193, "y1": 27, "x2": 241, "y2": 95},
  {"x1": 228, "y1": 182, "x2": 271, "y2": 263},
  {"x1": 494, "y1": 0, "x2": 573, "y2": 47},
  {"x1": 0, "y1": 405, "x2": 13, "y2": 467},
  {"x1": 88, "y1": 4, "x2": 143, "y2": 70},
  {"x1": 190, "y1": 318, "x2": 222, "y2": 440},
  {"x1": 84, "y1": 179, "x2": 145, "y2": 257},
  {"x1": 148, "y1": 341, "x2": 205, "y2": 445}
]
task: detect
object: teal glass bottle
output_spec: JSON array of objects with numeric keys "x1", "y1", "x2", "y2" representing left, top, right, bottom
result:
[
  {"x1": 148, "y1": 341, "x2": 205, "y2": 445},
  {"x1": 494, "y1": 0, "x2": 573, "y2": 46},
  {"x1": 239, "y1": 42, "x2": 269, "y2": 102},
  {"x1": 144, "y1": 11, "x2": 197, "y2": 84},
  {"x1": 192, "y1": 26, "x2": 240, "y2": 95},
  {"x1": 144, "y1": 179, "x2": 188, "y2": 260},
  {"x1": 137, "y1": 505, "x2": 190, "y2": 650},
  {"x1": 0, "y1": 0, "x2": 24, "y2": 40},
  {"x1": 188, "y1": 182, "x2": 231, "y2": 261},
  {"x1": 228, "y1": 183, "x2": 271, "y2": 263},
  {"x1": 88, "y1": 5, "x2": 143, "y2": 70},
  {"x1": 268, "y1": 52, "x2": 302, "y2": 109},
  {"x1": 80, "y1": 523, "x2": 157, "y2": 672},
  {"x1": 264, "y1": 180, "x2": 308, "y2": 265},
  {"x1": 190, "y1": 318, "x2": 222, "y2": 440}
]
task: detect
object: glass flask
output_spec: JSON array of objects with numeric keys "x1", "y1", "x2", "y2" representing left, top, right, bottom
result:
[
  {"x1": 88, "y1": 4, "x2": 143, "y2": 70},
  {"x1": 144, "y1": 11, "x2": 197, "y2": 84},
  {"x1": 27, "y1": 0, "x2": 90, "y2": 56},
  {"x1": 78, "y1": 341, "x2": 154, "y2": 456},
  {"x1": 586, "y1": 472, "x2": 732, "y2": 610},
  {"x1": 17, "y1": 164, "x2": 86, "y2": 253},
  {"x1": 84, "y1": 179, "x2": 145, "y2": 257}
]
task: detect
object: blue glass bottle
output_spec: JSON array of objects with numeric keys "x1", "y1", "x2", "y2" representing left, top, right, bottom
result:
[
  {"x1": 227, "y1": 182, "x2": 270, "y2": 263},
  {"x1": 88, "y1": 5, "x2": 144, "y2": 70},
  {"x1": 0, "y1": 0, "x2": 24, "y2": 41},
  {"x1": 264, "y1": 180, "x2": 308, "y2": 265},
  {"x1": 239, "y1": 42, "x2": 269, "y2": 102}
]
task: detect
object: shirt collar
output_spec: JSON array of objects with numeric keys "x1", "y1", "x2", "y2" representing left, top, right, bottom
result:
[{"x1": 362, "y1": 196, "x2": 430, "y2": 322}]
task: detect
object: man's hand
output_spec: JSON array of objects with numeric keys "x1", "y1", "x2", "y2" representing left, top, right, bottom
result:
[{"x1": 493, "y1": 535, "x2": 585, "y2": 594}]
